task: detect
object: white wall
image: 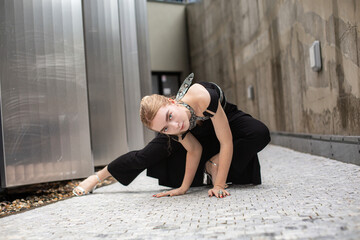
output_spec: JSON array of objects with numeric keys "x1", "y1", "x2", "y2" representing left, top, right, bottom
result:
[{"x1": 147, "y1": 1, "x2": 190, "y2": 80}]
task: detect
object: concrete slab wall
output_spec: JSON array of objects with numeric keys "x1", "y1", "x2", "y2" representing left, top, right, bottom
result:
[{"x1": 187, "y1": 0, "x2": 360, "y2": 136}]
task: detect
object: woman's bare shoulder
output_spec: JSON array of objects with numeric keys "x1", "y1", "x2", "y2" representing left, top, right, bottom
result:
[
  {"x1": 187, "y1": 83, "x2": 209, "y2": 96},
  {"x1": 185, "y1": 83, "x2": 210, "y2": 113}
]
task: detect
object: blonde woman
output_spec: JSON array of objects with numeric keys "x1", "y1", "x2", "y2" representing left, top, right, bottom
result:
[{"x1": 73, "y1": 73, "x2": 270, "y2": 198}]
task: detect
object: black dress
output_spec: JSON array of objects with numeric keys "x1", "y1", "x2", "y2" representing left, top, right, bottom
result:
[{"x1": 108, "y1": 82, "x2": 271, "y2": 188}]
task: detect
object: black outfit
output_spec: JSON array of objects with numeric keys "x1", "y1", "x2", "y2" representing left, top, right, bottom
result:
[{"x1": 108, "y1": 82, "x2": 270, "y2": 188}]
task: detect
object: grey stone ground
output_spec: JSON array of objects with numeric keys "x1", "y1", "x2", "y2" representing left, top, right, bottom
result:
[{"x1": 1, "y1": 145, "x2": 360, "y2": 240}]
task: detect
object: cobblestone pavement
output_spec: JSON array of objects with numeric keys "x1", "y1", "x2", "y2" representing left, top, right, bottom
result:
[{"x1": 1, "y1": 145, "x2": 360, "y2": 240}]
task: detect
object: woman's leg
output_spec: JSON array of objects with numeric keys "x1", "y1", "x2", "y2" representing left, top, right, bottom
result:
[
  {"x1": 205, "y1": 154, "x2": 219, "y2": 183},
  {"x1": 73, "y1": 134, "x2": 187, "y2": 195},
  {"x1": 227, "y1": 113, "x2": 270, "y2": 184},
  {"x1": 73, "y1": 166, "x2": 112, "y2": 196},
  {"x1": 107, "y1": 134, "x2": 185, "y2": 187}
]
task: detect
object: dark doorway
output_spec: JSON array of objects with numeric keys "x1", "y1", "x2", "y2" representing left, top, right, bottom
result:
[{"x1": 151, "y1": 72, "x2": 181, "y2": 97}]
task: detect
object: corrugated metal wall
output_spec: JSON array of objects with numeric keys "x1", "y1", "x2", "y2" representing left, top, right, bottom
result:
[
  {"x1": 118, "y1": 0, "x2": 146, "y2": 151},
  {"x1": 83, "y1": 0, "x2": 129, "y2": 166},
  {"x1": 0, "y1": 0, "x2": 151, "y2": 187},
  {"x1": 0, "y1": 0, "x2": 93, "y2": 187}
]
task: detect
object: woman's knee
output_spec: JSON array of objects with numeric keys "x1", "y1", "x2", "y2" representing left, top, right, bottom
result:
[{"x1": 255, "y1": 121, "x2": 271, "y2": 148}]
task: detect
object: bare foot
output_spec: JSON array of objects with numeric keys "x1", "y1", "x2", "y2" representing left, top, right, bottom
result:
[{"x1": 73, "y1": 175, "x2": 100, "y2": 196}]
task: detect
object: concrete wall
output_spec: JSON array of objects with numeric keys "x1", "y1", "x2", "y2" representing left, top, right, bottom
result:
[
  {"x1": 147, "y1": 1, "x2": 190, "y2": 80},
  {"x1": 187, "y1": 0, "x2": 360, "y2": 136}
]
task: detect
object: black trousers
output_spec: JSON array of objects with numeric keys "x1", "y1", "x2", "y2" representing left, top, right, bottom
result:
[{"x1": 108, "y1": 103, "x2": 270, "y2": 188}]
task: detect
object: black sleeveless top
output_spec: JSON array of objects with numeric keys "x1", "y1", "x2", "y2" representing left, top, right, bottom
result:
[{"x1": 170, "y1": 82, "x2": 226, "y2": 141}]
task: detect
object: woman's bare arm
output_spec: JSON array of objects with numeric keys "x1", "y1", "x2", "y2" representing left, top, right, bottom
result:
[
  {"x1": 153, "y1": 132, "x2": 202, "y2": 197},
  {"x1": 208, "y1": 102, "x2": 233, "y2": 190},
  {"x1": 184, "y1": 84, "x2": 233, "y2": 197},
  {"x1": 178, "y1": 132, "x2": 203, "y2": 190}
]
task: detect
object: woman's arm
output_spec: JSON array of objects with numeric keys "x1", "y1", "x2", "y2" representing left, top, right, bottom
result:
[
  {"x1": 153, "y1": 132, "x2": 202, "y2": 198},
  {"x1": 208, "y1": 101, "x2": 233, "y2": 196},
  {"x1": 183, "y1": 84, "x2": 233, "y2": 197},
  {"x1": 178, "y1": 132, "x2": 203, "y2": 190}
]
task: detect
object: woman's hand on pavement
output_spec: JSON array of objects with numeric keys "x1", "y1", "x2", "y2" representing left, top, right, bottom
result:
[
  {"x1": 208, "y1": 185, "x2": 230, "y2": 198},
  {"x1": 153, "y1": 187, "x2": 187, "y2": 198}
]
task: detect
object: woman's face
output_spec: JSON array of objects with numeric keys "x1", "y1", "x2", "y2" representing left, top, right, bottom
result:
[{"x1": 151, "y1": 103, "x2": 190, "y2": 135}]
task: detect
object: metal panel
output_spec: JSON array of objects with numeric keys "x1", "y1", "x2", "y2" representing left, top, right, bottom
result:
[
  {"x1": 330, "y1": 140, "x2": 360, "y2": 166},
  {"x1": 83, "y1": 0, "x2": 128, "y2": 166},
  {"x1": 291, "y1": 137, "x2": 311, "y2": 154},
  {"x1": 310, "y1": 139, "x2": 332, "y2": 158},
  {"x1": 271, "y1": 132, "x2": 360, "y2": 166},
  {"x1": 118, "y1": 0, "x2": 145, "y2": 150},
  {"x1": 134, "y1": 0, "x2": 155, "y2": 145},
  {"x1": 135, "y1": 0, "x2": 152, "y2": 98},
  {"x1": 0, "y1": 0, "x2": 93, "y2": 187}
]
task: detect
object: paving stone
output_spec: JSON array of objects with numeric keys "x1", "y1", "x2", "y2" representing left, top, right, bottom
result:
[{"x1": 0, "y1": 145, "x2": 359, "y2": 239}]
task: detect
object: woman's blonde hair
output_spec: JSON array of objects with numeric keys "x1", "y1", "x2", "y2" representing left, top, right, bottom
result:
[{"x1": 140, "y1": 94, "x2": 170, "y2": 129}]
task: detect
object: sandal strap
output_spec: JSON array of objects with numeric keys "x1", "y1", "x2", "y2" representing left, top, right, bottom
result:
[
  {"x1": 209, "y1": 159, "x2": 217, "y2": 166},
  {"x1": 73, "y1": 186, "x2": 86, "y2": 196},
  {"x1": 95, "y1": 174, "x2": 101, "y2": 183}
]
